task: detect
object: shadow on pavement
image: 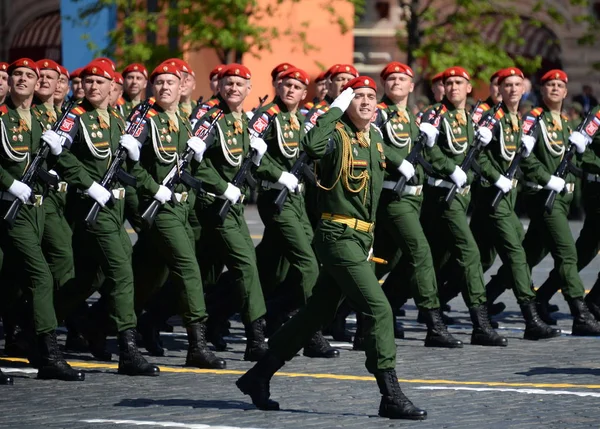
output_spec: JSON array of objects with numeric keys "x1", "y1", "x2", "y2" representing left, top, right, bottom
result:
[{"x1": 516, "y1": 367, "x2": 600, "y2": 377}]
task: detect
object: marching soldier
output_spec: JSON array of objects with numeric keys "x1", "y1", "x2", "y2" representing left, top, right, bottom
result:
[
  {"x1": 270, "y1": 63, "x2": 294, "y2": 88},
  {"x1": 486, "y1": 70, "x2": 502, "y2": 106},
  {"x1": 164, "y1": 59, "x2": 196, "y2": 118},
  {"x1": 0, "y1": 62, "x2": 8, "y2": 105},
  {"x1": 121, "y1": 63, "x2": 148, "y2": 118},
  {"x1": 300, "y1": 71, "x2": 328, "y2": 116},
  {"x1": 0, "y1": 58, "x2": 84, "y2": 381},
  {"x1": 54, "y1": 66, "x2": 70, "y2": 109},
  {"x1": 110, "y1": 72, "x2": 125, "y2": 113},
  {"x1": 51, "y1": 60, "x2": 160, "y2": 375},
  {"x1": 430, "y1": 72, "x2": 445, "y2": 103},
  {"x1": 237, "y1": 78, "x2": 427, "y2": 420},
  {"x1": 209, "y1": 65, "x2": 225, "y2": 96},
  {"x1": 420, "y1": 66, "x2": 507, "y2": 346},
  {"x1": 70, "y1": 68, "x2": 84, "y2": 101}
]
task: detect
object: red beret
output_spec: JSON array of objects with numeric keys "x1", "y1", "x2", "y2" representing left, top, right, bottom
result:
[
  {"x1": 489, "y1": 69, "x2": 502, "y2": 83},
  {"x1": 541, "y1": 69, "x2": 568, "y2": 84},
  {"x1": 114, "y1": 72, "x2": 124, "y2": 85},
  {"x1": 325, "y1": 64, "x2": 340, "y2": 79},
  {"x1": 271, "y1": 63, "x2": 295, "y2": 80},
  {"x1": 330, "y1": 64, "x2": 359, "y2": 79},
  {"x1": 94, "y1": 57, "x2": 116, "y2": 71},
  {"x1": 150, "y1": 62, "x2": 182, "y2": 82},
  {"x1": 70, "y1": 68, "x2": 83, "y2": 80},
  {"x1": 219, "y1": 63, "x2": 252, "y2": 80},
  {"x1": 122, "y1": 63, "x2": 148, "y2": 79},
  {"x1": 380, "y1": 61, "x2": 414, "y2": 80},
  {"x1": 36, "y1": 59, "x2": 61, "y2": 75},
  {"x1": 342, "y1": 76, "x2": 377, "y2": 92},
  {"x1": 315, "y1": 71, "x2": 327, "y2": 83},
  {"x1": 8, "y1": 58, "x2": 39, "y2": 78},
  {"x1": 443, "y1": 66, "x2": 471, "y2": 82},
  {"x1": 58, "y1": 65, "x2": 69, "y2": 79},
  {"x1": 497, "y1": 67, "x2": 524, "y2": 84},
  {"x1": 431, "y1": 72, "x2": 444, "y2": 83},
  {"x1": 279, "y1": 67, "x2": 310, "y2": 86},
  {"x1": 82, "y1": 61, "x2": 115, "y2": 80},
  {"x1": 0, "y1": 62, "x2": 8, "y2": 73},
  {"x1": 210, "y1": 65, "x2": 226, "y2": 80},
  {"x1": 164, "y1": 58, "x2": 194, "y2": 77}
]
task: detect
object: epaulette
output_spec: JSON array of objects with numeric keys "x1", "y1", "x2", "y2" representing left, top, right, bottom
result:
[
  {"x1": 303, "y1": 101, "x2": 315, "y2": 110},
  {"x1": 206, "y1": 99, "x2": 220, "y2": 108},
  {"x1": 70, "y1": 105, "x2": 87, "y2": 116},
  {"x1": 110, "y1": 109, "x2": 121, "y2": 118},
  {"x1": 530, "y1": 107, "x2": 544, "y2": 117},
  {"x1": 479, "y1": 102, "x2": 491, "y2": 112},
  {"x1": 561, "y1": 113, "x2": 569, "y2": 121},
  {"x1": 0, "y1": 105, "x2": 7, "y2": 116},
  {"x1": 377, "y1": 102, "x2": 388, "y2": 110},
  {"x1": 116, "y1": 97, "x2": 126, "y2": 106},
  {"x1": 147, "y1": 108, "x2": 158, "y2": 118}
]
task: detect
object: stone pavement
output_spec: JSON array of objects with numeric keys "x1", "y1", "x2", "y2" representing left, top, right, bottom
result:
[{"x1": 1, "y1": 206, "x2": 600, "y2": 429}]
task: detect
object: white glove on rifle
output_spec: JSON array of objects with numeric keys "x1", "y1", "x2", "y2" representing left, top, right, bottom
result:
[
  {"x1": 544, "y1": 175, "x2": 565, "y2": 193},
  {"x1": 86, "y1": 182, "x2": 111, "y2": 207},
  {"x1": 494, "y1": 175, "x2": 512, "y2": 194},
  {"x1": 521, "y1": 135, "x2": 536, "y2": 158},
  {"x1": 476, "y1": 127, "x2": 493, "y2": 146},
  {"x1": 449, "y1": 165, "x2": 467, "y2": 187},
  {"x1": 397, "y1": 159, "x2": 415, "y2": 180},
  {"x1": 7, "y1": 180, "x2": 32, "y2": 203},
  {"x1": 119, "y1": 134, "x2": 140, "y2": 162},
  {"x1": 277, "y1": 171, "x2": 299, "y2": 192},
  {"x1": 41, "y1": 130, "x2": 63, "y2": 156},
  {"x1": 154, "y1": 185, "x2": 172, "y2": 204},
  {"x1": 569, "y1": 131, "x2": 590, "y2": 154},
  {"x1": 250, "y1": 136, "x2": 268, "y2": 166},
  {"x1": 223, "y1": 182, "x2": 241, "y2": 204},
  {"x1": 187, "y1": 136, "x2": 207, "y2": 162},
  {"x1": 330, "y1": 88, "x2": 355, "y2": 112},
  {"x1": 419, "y1": 122, "x2": 438, "y2": 148}
]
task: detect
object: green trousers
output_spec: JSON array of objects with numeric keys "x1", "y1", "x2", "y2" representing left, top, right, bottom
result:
[
  {"x1": 0, "y1": 203, "x2": 57, "y2": 334},
  {"x1": 195, "y1": 198, "x2": 266, "y2": 324},
  {"x1": 133, "y1": 201, "x2": 206, "y2": 326},
  {"x1": 269, "y1": 220, "x2": 396, "y2": 373},
  {"x1": 42, "y1": 191, "x2": 75, "y2": 290},
  {"x1": 256, "y1": 190, "x2": 318, "y2": 306},
  {"x1": 421, "y1": 186, "x2": 486, "y2": 307},
  {"x1": 374, "y1": 191, "x2": 440, "y2": 309}
]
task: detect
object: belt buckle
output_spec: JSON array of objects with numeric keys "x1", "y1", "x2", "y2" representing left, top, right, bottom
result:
[
  {"x1": 511, "y1": 178, "x2": 518, "y2": 189},
  {"x1": 58, "y1": 181, "x2": 68, "y2": 193},
  {"x1": 239, "y1": 194, "x2": 245, "y2": 204},
  {"x1": 367, "y1": 222, "x2": 375, "y2": 233},
  {"x1": 180, "y1": 191, "x2": 188, "y2": 202},
  {"x1": 415, "y1": 185, "x2": 422, "y2": 197},
  {"x1": 34, "y1": 195, "x2": 43, "y2": 207},
  {"x1": 459, "y1": 185, "x2": 470, "y2": 196}
]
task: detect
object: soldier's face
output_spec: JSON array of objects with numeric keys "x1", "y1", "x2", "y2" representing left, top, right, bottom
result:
[
  {"x1": 152, "y1": 74, "x2": 181, "y2": 106},
  {"x1": 279, "y1": 78, "x2": 307, "y2": 108},
  {"x1": 329, "y1": 73, "x2": 354, "y2": 98},
  {"x1": 541, "y1": 80, "x2": 567, "y2": 105},
  {"x1": 181, "y1": 72, "x2": 196, "y2": 98},
  {"x1": 432, "y1": 80, "x2": 445, "y2": 102},
  {"x1": 384, "y1": 73, "x2": 414, "y2": 101},
  {"x1": 347, "y1": 88, "x2": 377, "y2": 123},
  {"x1": 72, "y1": 77, "x2": 85, "y2": 99},
  {"x1": 219, "y1": 76, "x2": 251, "y2": 106},
  {"x1": 500, "y1": 76, "x2": 524, "y2": 106},
  {"x1": 9, "y1": 68, "x2": 39, "y2": 98},
  {"x1": 83, "y1": 75, "x2": 112, "y2": 106},
  {"x1": 109, "y1": 83, "x2": 123, "y2": 107},
  {"x1": 316, "y1": 80, "x2": 328, "y2": 100},
  {"x1": 210, "y1": 76, "x2": 219, "y2": 95},
  {"x1": 123, "y1": 72, "x2": 147, "y2": 98},
  {"x1": 489, "y1": 77, "x2": 501, "y2": 103},
  {"x1": 0, "y1": 71, "x2": 8, "y2": 99},
  {"x1": 37, "y1": 69, "x2": 59, "y2": 98},
  {"x1": 444, "y1": 77, "x2": 472, "y2": 107},
  {"x1": 54, "y1": 74, "x2": 70, "y2": 103}
]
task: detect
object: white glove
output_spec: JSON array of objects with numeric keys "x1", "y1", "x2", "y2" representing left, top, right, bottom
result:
[
  {"x1": 330, "y1": 87, "x2": 355, "y2": 112},
  {"x1": 250, "y1": 137, "x2": 268, "y2": 166},
  {"x1": 119, "y1": 134, "x2": 140, "y2": 162},
  {"x1": 569, "y1": 131, "x2": 590, "y2": 154},
  {"x1": 246, "y1": 111, "x2": 255, "y2": 120},
  {"x1": 223, "y1": 183, "x2": 241, "y2": 204},
  {"x1": 419, "y1": 122, "x2": 438, "y2": 148},
  {"x1": 494, "y1": 175, "x2": 512, "y2": 194},
  {"x1": 398, "y1": 159, "x2": 415, "y2": 180},
  {"x1": 187, "y1": 136, "x2": 207, "y2": 162},
  {"x1": 449, "y1": 165, "x2": 467, "y2": 187},
  {"x1": 544, "y1": 175, "x2": 565, "y2": 193},
  {"x1": 521, "y1": 135, "x2": 536, "y2": 158},
  {"x1": 42, "y1": 130, "x2": 63, "y2": 156},
  {"x1": 87, "y1": 182, "x2": 111, "y2": 207},
  {"x1": 476, "y1": 127, "x2": 493, "y2": 146},
  {"x1": 153, "y1": 185, "x2": 172, "y2": 204},
  {"x1": 7, "y1": 180, "x2": 32, "y2": 203},
  {"x1": 277, "y1": 171, "x2": 299, "y2": 192}
]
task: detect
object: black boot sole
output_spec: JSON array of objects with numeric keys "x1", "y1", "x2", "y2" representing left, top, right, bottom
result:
[
  {"x1": 37, "y1": 367, "x2": 85, "y2": 381},
  {"x1": 185, "y1": 357, "x2": 226, "y2": 369},
  {"x1": 523, "y1": 329, "x2": 561, "y2": 340},
  {"x1": 424, "y1": 337, "x2": 464, "y2": 348},
  {"x1": 471, "y1": 334, "x2": 508, "y2": 347},
  {"x1": 117, "y1": 366, "x2": 160, "y2": 376},
  {"x1": 379, "y1": 405, "x2": 427, "y2": 420},
  {"x1": 303, "y1": 349, "x2": 340, "y2": 358}
]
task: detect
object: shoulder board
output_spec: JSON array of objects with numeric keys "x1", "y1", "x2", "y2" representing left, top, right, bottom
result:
[
  {"x1": 146, "y1": 108, "x2": 158, "y2": 118},
  {"x1": 315, "y1": 100, "x2": 329, "y2": 109},
  {"x1": 0, "y1": 105, "x2": 7, "y2": 116},
  {"x1": 561, "y1": 114, "x2": 569, "y2": 121},
  {"x1": 303, "y1": 101, "x2": 314, "y2": 110},
  {"x1": 206, "y1": 99, "x2": 220, "y2": 108},
  {"x1": 479, "y1": 102, "x2": 491, "y2": 112},
  {"x1": 70, "y1": 105, "x2": 87, "y2": 116},
  {"x1": 117, "y1": 97, "x2": 126, "y2": 106},
  {"x1": 530, "y1": 107, "x2": 544, "y2": 117},
  {"x1": 110, "y1": 109, "x2": 121, "y2": 118},
  {"x1": 266, "y1": 105, "x2": 281, "y2": 116},
  {"x1": 377, "y1": 102, "x2": 388, "y2": 110}
]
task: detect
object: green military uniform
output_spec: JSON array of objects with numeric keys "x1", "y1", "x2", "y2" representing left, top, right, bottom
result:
[
  {"x1": 179, "y1": 99, "x2": 197, "y2": 120},
  {"x1": 121, "y1": 94, "x2": 141, "y2": 120},
  {"x1": 268, "y1": 106, "x2": 394, "y2": 373}
]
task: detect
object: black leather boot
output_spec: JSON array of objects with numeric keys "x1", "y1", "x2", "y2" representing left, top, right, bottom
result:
[
  {"x1": 328, "y1": 300, "x2": 352, "y2": 342},
  {"x1": 584, "y1": 294, "x2": 600, "y2": 321},
  {"x1": 393, "y1": 315, "x2": 404, "y2": 339},
  {"x1": 37, "y1": 332, "x2": 85, "y2": 381},
  {"x1": 80, "y1": 304, "x2": 112, "y2": 362},
  {"x1": 520, "y1": 301, "x2": 561, "y2": 340},
  {"x1": 375, "y1": 369, "x2": 427, "y2": 420},
  {"x1": 117, "y1": 329, "x2": 160, "y2": 376},
  {"x1": 536, "y1": 300, "x2": 558, "y2": 326},
  {"x1": 137, "y1": 311, "x2": 165, "y2": 357},
  {"x1": 485, "y1": 276, "x2": 507, "y2": 316},
  {"x1": 0, "y1": 369, "x2": 13, "y2": 385},
  {"x1": 422, "y1": 308, "x2": 463, "y2": 348},
  {"x1": 236, "y1": 352, "x2": 285, "y2": 411},
  {"x1": 352, "y1": 312, "x2": 366, "y2": 351},
  {"x1": 303, "y1": 331, "x2": 340, "y2": 358},
  {"x1": 568, "y1": 298, "x2": 600, "y2": 336},
  {"x1": 206, "y1": 316, "x2": 228, "y2": 352},
  {"x1": 469, "y1": 305, "x2": 508, "y2": 346},
  {"x1": 417, "y1": 310, "x2": 455, "y2": 326},
  {"x1": 243, "y1": 318, "x2": 268, "y2": 362},
  {"x1": 185, "y1": 322, "x2": 226, "y2": 369}
]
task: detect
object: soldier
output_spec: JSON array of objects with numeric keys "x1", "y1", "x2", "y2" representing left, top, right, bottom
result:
[
  {"x1": 300, "y1": 71, "x2": 327, "y2": 116},
  {"x1": 121, "y1": 63, "x2": 148, "y2": 118},
  {"x1": 237, "y1": 78, "x2": 427, "y2": 420},
  {"x1": 70, "y1": 68, "x2": 84, "y2": 100},
  {"x1": 486, "y1": 70, "x2": 502, "y2": 106},
  {"x1": 420, "y1": 66, "x2": 506, "y2": 347},
  {"x1": 164, "y1": 59, "x2": 196, "y2": 118},
  {"x1": 110, "y1": 72, "x2": 125, "y2": 114},
  {"x1": 53, "y1": 66, "x2": 70, "y2": 109},
  {"x1": 254, "y1": 67, "x2": 338, "y2": 358},
  {"x1": 33, "y1": 59, "x2": 61, "y2": 124},
  {"x1": 270, "y1": 63, "x2": 294, "y2": 88},
  {"x1": 0, "y1": 58, "x2": 84, "y2": 381},
  {"x1": 430, "y1": 72, "x2": 445, "y2": 103},
  {"x1": 193, "y1": 63, "x2": 269, "y2": 361},
  {"x1": 470, "y1": 67, "x2": 560, "y2": 339},
  {"x1": 50, "y1": 60, "x2": 160, "y2": 375},
  {"x1": 0, "y1": 62, "x2": 8, "y2": 105},
  {"x1": 209, "y1": 65, "x2": 225, "y2": 96},
  {"x1": 373, "y1": 62, "x2": 462, "y2": 348}
]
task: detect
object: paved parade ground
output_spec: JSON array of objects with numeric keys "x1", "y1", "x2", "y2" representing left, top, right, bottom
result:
[{"x1": 1, "y1": 206, "x2": 600, "y2": 429}]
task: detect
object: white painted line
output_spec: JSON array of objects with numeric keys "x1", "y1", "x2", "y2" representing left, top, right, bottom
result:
[
  {"x1": 1, "y1": 367, "x2": 37, "y2": 374},
  {"x1": 417, "y1": 386, "x2": 600, "y2": 397},
  {"x1": 81, "y1": 419, "x2": 268, "y2": 429}
]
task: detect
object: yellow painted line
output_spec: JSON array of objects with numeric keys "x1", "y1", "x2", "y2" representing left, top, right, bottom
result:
[{"x1": 3, "y1": 357, "x2": 600, "y2": 390}]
